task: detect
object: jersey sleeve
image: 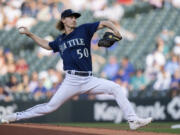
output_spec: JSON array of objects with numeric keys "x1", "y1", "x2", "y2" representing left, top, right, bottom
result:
[
  {"x1": 84, "y1": 22, "x2": 100, "y2": 38},
  {"x1": 48, "y1": 37, "x2": 60, "y2": 53}
]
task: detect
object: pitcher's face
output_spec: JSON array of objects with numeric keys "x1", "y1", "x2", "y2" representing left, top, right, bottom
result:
[{"x1": 62, "y1": 16, "x2": 77, "y2": 29}]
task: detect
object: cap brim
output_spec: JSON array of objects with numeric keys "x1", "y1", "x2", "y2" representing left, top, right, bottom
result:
[{"x1": 69, "y1": 13, "x2": 81, "y2": 18}]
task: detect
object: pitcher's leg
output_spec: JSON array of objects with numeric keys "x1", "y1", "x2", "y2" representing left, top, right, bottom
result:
[
  {"x1": 3, "y1": 82, "x2": 80, "y2": 122},
  {"x1": 88, "y1": 77, "x2": 152, "y2": 130},
  {"x1": 88, "y1": 78, "x2": 137, "y2": 121}
]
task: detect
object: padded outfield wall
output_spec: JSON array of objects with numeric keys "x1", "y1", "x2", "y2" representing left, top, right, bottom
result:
[{"x1": 0, "y1": 97, "x2": 180, "y2": 123}]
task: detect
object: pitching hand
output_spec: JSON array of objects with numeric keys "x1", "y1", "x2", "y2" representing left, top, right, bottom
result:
[{"x1": 18, "y1": 27, "x2": 31, "y2": 36}]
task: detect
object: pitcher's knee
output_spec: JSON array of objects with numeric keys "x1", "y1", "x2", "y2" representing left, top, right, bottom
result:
[
  {"x1": 45, "y1": 103, "x2": 59, "y2": 113},
  {"x1": 112, "y1": 84, "x2": 120, "y2": 90},
  {"x1": 111, "y1": 84, "x2": 125, "y2": 95}
]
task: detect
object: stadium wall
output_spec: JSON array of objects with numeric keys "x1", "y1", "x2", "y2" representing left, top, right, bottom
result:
[{"x1": 0, "y1": 97, "x2": 180, "y2": 123}]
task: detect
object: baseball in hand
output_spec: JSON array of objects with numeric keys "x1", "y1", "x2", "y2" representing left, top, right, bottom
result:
[{"x1": 18, "y1": 27, "x2": 25, "y2": 33}]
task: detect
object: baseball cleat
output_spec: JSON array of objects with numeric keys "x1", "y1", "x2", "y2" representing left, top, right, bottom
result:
[
  {"x1": 128, "y1": 117, "x2": 152, "y2": 130},
  {"x1": 0, "y1": 113, "x2": 17, "y2": 124},
  {"x1": 0, "y1": 118, "x2": 10, "y2": 124}
]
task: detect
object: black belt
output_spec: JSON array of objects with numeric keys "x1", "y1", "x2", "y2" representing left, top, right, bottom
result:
[{"x1": 67, "y1": 71, "x2": 92, "y2": 77}]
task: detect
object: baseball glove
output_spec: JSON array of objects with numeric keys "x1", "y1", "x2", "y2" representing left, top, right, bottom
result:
[{"x1": 98, "y1": 32, "x2": 122, "y2": 48}]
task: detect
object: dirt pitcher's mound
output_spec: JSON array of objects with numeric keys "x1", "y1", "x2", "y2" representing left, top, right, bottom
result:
[{"x1": 0, "y1": 123, "x2": 177, "y2": 135}]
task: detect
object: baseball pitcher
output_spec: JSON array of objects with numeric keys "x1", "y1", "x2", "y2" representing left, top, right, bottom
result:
[{"x1": 0, "y1": 9, "x2": 152, "y2": 130}]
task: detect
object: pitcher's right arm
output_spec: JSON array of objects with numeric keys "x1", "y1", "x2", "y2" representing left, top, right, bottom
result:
[{"x1": 18, "y1": 27, "x2": 52, "y2": 50}]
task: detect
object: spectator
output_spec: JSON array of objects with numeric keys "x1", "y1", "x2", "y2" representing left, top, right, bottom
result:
[
  {"x1": 0, "y1": 48, "x2": 8, "y2": 75},
  {"x1": 145, "y1": 39, "x2": 166, "y2": 83},
  {"x1": 92, "y1": 53, "x2": 106, "y2": 74},
  {"x1": 6, "y1": 61, "x2": 16, "y2": 74},
  {"x1": 68, "y1": 0, "x2": 87, "y2": 11},
  {"x1": 48, "y1": 75, "x2": 60, "y2": 97},
  {"x1": 48, "y1": 2, "x2": 61, "y2": 20},
  {"x1": 170, "y1": 69, "x2": 180, "y2": 97},
  {"x1": 0, "y1": 0, "x2": 62, "y2": 29},
  {"x1": 154, "y1": 39, "x2": 167, "y2": 66},
  {"x1": 101, "y1": 56, "x2": 119, "y2": 79},
  {"x1": 173, "y1": 36, "x2": 180, "y2": 57},
  {"x1": 48, "y1": 68, "x2": 63, "y2": 85},
  {"x1": 15, "y1": 58, "x2": 29, "y2": 75},
  {"x1": 172, "y1": 0, "x2": 180, "y2": 8},
  {"x1": 0, "y1": 6, "x2": 5, "y2": 29},
  {"x1": 156, "y1": 38, "x2": 170, "y2": 58},
  {"x1": 4, "y1": 50, "x2": 16, "y2": 74},
  {"x1": 6, "y1": 75, "x2": 19, "y2": 93},
  {"x1": 130, "y1": 69, "x2": 147, "y2": 91},
  {"x1": 113, "y1": 68, "x2": 130, "y2": 89},
  {"x1": 5, "y1": 50, "x2": 15, "y2": 64},
  {"x1": 21, "y1": 1, "x2": 32, "y2": 17},
  {"x1": 57, "y1": 0, "x2": 72, "y2": 10},
  {"x1": 120, "y1": 56, "x2": 134, "y2": 77},
  {"x1": 112, "y1": 57, "x2": 134, "y2": 89},
  {"x1": 171, "y1": 69, "x2": 180, "y2": 89},
  {"x1": 29, "y1": 0, "x2": 39, "y2": 18},
  {"x1": 158, "y1": 28, "x2": 174, "y2": 43},
  {"x1": 16, "y1": 14, "x2": 37, "y2": 29},
  {"x1": 86, "y1": 0, "x2": 107, "y2": 12},
  {"x1": 165, "y1": 54, "x2": 179, "y2": 75},
  {"x1": 18, "y1": 73, "x2": 30, "y2": 93},
  {"x1": 39, "y1": 70, "x2": 52, "y2": 90},
  {"x1": 153, "y1": 66, "x2": 171, "y2": 91},
  {"x1": 3, "y1": 1, "x2": 21, "y2": 30},
  {"x1": 33, "y1": 80, "x2": 47, "y2": 100},
  {"x1": 36, "y1": 2, "x2": 52, "y2": 21},
  {"x1": 10, "y1": 0, "x2": 24, "y2": 9},
  {"x1": 28, "y1": 71, "x2": 39, "y2": 93},
  {"x1": 145, "y1": 52, "x2": 159, "y2": 83},
  {"x1": 93, "y1": 1, "x2": 124, "y2": 22},
  {"x1": 0, "y1": 84, "x2": 13, "y2": 102},
  {"x1": 0, "y1": 47, "x2": 3, "y2": 57}
]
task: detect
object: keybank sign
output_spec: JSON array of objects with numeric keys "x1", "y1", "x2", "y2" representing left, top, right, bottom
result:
[{"x1": 94, "y1": 97, "x2": 180, "y2": 123}]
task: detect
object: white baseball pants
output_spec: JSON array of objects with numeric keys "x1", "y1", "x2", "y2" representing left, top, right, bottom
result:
[{"x1": 16, "y1": 73, "x2": 137, "y2": 121}]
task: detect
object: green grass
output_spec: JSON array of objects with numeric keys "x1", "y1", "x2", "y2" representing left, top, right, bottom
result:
[{"x1": 54, "y1": 122, "x2": 180, "y2": 134}]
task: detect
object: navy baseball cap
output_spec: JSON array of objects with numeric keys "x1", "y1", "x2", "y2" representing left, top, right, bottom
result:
[{"x1": 61, "y1": 9, "x2": 81, "y2": 18}]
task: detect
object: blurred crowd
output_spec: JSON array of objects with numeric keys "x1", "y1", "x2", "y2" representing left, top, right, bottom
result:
[
  {"x1": 0, "y1": 0, "x2": 180, "y2": 30},
  {"x1": 0, "y1": 0, "x2": 61, "y2": 30},
  {"x1": 0, "y1": 0, "x2": 136, "y2": 40},
  {"x1": 101, "y1": 33, "x2": 180, "y2": 98},
  {"x1": 0, "y1": 0, "x2": 180, "y2": 102},
  {"x1": 0, "y1": 47, "x2": 63, "y2": 102}
]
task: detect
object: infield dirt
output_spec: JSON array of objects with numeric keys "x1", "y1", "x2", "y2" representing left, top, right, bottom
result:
[{"x1": 0, "y1": 123, "x2": 178, "y2": 135}]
